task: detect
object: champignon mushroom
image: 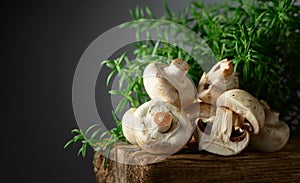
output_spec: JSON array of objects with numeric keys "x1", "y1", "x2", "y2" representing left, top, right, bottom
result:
[
  {"x1": 216, "y1": 89, "x2": 265, "y2": 134},
  {"x1": 200, "y1": 108, "x2": 250, "y2": 156},
  {"x1": 122, "y1": 99, "x2": 194, "y2": 154},
  {"x1": 249, "y1": 100, "x2": 290, "y2": 152},
  {"x1": 143, "y1": 58, "x2": 196, "y2": 109},
  {"x1": 198, "y1": 89, "x2": 265, "y2": 155},
  {"x1": 197, "y1": 59, "x2": 239, "y2": 105}
]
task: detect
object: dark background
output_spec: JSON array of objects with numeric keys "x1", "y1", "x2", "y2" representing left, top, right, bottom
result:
[{"x1": 4, "y1": 1, "x2": 193, "y2": 182}]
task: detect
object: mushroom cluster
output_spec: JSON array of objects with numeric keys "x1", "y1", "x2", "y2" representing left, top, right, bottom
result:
[
  {"x1": 122, "y1": 59, "x2": 196, "y2": 154},
  {"x1": 193, "y1": 59, "x2": 290, "y2": 155},
  {"x1": 121, "y1": 58, "x2": 290, "y2": 156}
]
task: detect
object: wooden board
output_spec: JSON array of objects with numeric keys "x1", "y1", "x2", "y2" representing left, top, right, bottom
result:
[{"x1": 93, "y1": 140, "x2": 300, "y2": 183}]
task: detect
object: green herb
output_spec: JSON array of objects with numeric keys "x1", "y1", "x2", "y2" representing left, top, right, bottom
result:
[
  {"x1": 64, "y1": 128, "x2": 89, "y2": 157},
  {"x1": 64, "y1": 111, "x2": 127, "y2": 169},
  {"x1": 189, "y1": 0, "x2": 300, "y2": 131},
  {"x1": 102, "y1": 53, "x2": 152, "y2": 112},
  {"x1": 103, "y1": 0, "x2": 300, "y2": 131}
]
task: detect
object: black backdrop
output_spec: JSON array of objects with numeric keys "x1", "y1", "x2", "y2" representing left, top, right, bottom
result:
[{"x1": 3, "y1": 1, "x2": 193, "y2": 182}]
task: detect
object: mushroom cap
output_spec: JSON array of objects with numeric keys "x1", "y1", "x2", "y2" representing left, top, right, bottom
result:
[
  {"x1": 250, "y1": 120, "x2": 290, "y2": 152},
  {"x1": 216, "y1": 89, "x2": 265, "y2": 134},
  {"x1": 199, "y1": 108, "x2": 250, "y2": 156},
  {"x1": 250, "y1": 108, "x2": 290, "y2": 152},
  {"x1": 201, "y1": 131, "x2": 250, "y2": 156},
  {"x1": 143, "y1": 59, "x2": 196, "y2": 109},
  {"x1": 121, "y1": 99, "x2": 194, "y2": 154},
  {"x1": 122, "y1": 108, "x2": 138, "y2": 145},
  {"x1": 207, "y1": 59, "x2": 235, "y2": 82},
  {"x1": 197, "y1": 59, "x2": 239, "y2": 105}
]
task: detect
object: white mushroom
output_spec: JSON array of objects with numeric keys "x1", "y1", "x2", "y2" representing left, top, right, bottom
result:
[
  {"x1": 249, "y1": 100, "x2": 290, "y2": 152},
  {"x1": 199, "y1": 89, "x2": 265, "y2": 155},
  {"x1": 143, "y1": 58, "x2": 196, "y2": 109},
  {"x1": 122, "y1": 99, "x2": 194, "y2": 154},
  {"x1": 216, "y1": 89, "x2": 265, "y2": 134},
  {"x1": 197, "y1": 59, "x2": 239, "y2": 105},
  {"x1": 200, "y1": 108, "x2": 250, "y2": 156}
]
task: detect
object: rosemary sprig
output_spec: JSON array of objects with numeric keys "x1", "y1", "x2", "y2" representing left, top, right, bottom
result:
[
  {"x1": 64, "y1": 111, "x2": 127, "y2": 169},
  {"x1": 64, "y1": 128, "x2": 89, "y2": 157},
  {"x1": 103, "y1": 0, "x2": 299, "y2": 131},
  {"x1": 187, "y1": 0, "x2": 300, "y2": 130}
]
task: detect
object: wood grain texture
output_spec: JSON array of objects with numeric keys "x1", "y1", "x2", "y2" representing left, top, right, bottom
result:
[{"x1": 94, "y1": 140, "x2": 300, "y2": 183}]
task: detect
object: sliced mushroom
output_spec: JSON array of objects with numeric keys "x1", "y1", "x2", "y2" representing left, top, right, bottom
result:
[
  {"x1": 197, "y1": 59, "x2": 239, "y2": 105},
  {"x1": 216, "y1": 89, "x2": 265, "y2": 134},
  {"x1": 143, "y1": 58, "x2": 196, "y2": 109},
  {"x1": 249, "y1": 100, "x2": 290, "y2": 152},
  {"x1": 200, "y1": 108, "x2": 250, "y2": 156},
  {"x1": 198, "y1": 89, "x2": 265, "y2": 155},
  {"x1": 122, "y1": 99, "x2": 194, "y2": 154}
]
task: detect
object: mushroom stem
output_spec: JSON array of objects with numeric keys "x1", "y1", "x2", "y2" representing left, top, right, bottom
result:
[
  {"x1": 220, "y1": 60, "x2": 234, "y2": 78},
  {"x1": 164, "y1": 59, "x2": 189, "y2": 82},
  {"x1": 199, "y1": 106, "x2": 250, "y2": 156},
  {"x1": 264, "y1": 108, "x2": 280, "y2": 126},
  {"x1": 213, "y1": 108, "x2": 233, "y2": 143},
  {"x1": 185, "y1": 102, "x2": 215, "y2": 121},
  {"x1": 153, "y1": 111, "x2": 172, "y2": 133},
  {"x1": 208, "y1": 59, "x2": 234, "y2": 82},
  {"x1": 250, "y1": 101, "x2": 290, "y2": 152},
  {"x1": 197, "y1": 59, "x2": 239, "y2": 105}
]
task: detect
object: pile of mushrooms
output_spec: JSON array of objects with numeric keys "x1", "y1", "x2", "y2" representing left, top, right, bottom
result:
[
  {"x1": 121, "y1": 58, "x2": 290, "y2": 156},
  {"x1": 194, "y1": 59, "x2": 290, "y2": 155},
  {"x1": 122, "y1": 59, "x2": 196, "y2": 154}
]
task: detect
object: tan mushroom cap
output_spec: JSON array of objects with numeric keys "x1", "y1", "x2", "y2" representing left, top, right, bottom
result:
[
  {"x1": 216, "y1": 89, "x2": 265, "y2": 134},
  {"x1": 206, "y1": 58, "x2": 235, "y2": 83},
  {"x1": 197, "y1": 59, "x2": 239, "y2": 105},
  {"x1": 250, "y1": 104, "x2": 290, "y2": 152},
  {"x1": 202, "y1": 132, "x2": 250, "y2": 156},
  {"x1": 200, "y1": 108, "x2": 250, "y2": 156},
  {"x1": 122, "y1": 108, "x2": 138, "y2": 145},
  {"x1": 121, "y1": 99, "x2": 194, "y2": 154},
  {"x1": 202, "y1": 134, "x2": 250, "y2": 156},
  {"x1": 250, "y1": 120, "x2": 289, "y2": 152},
  {"x1": 143, "y1": 59, "x2": 196, "y2": 109}
]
